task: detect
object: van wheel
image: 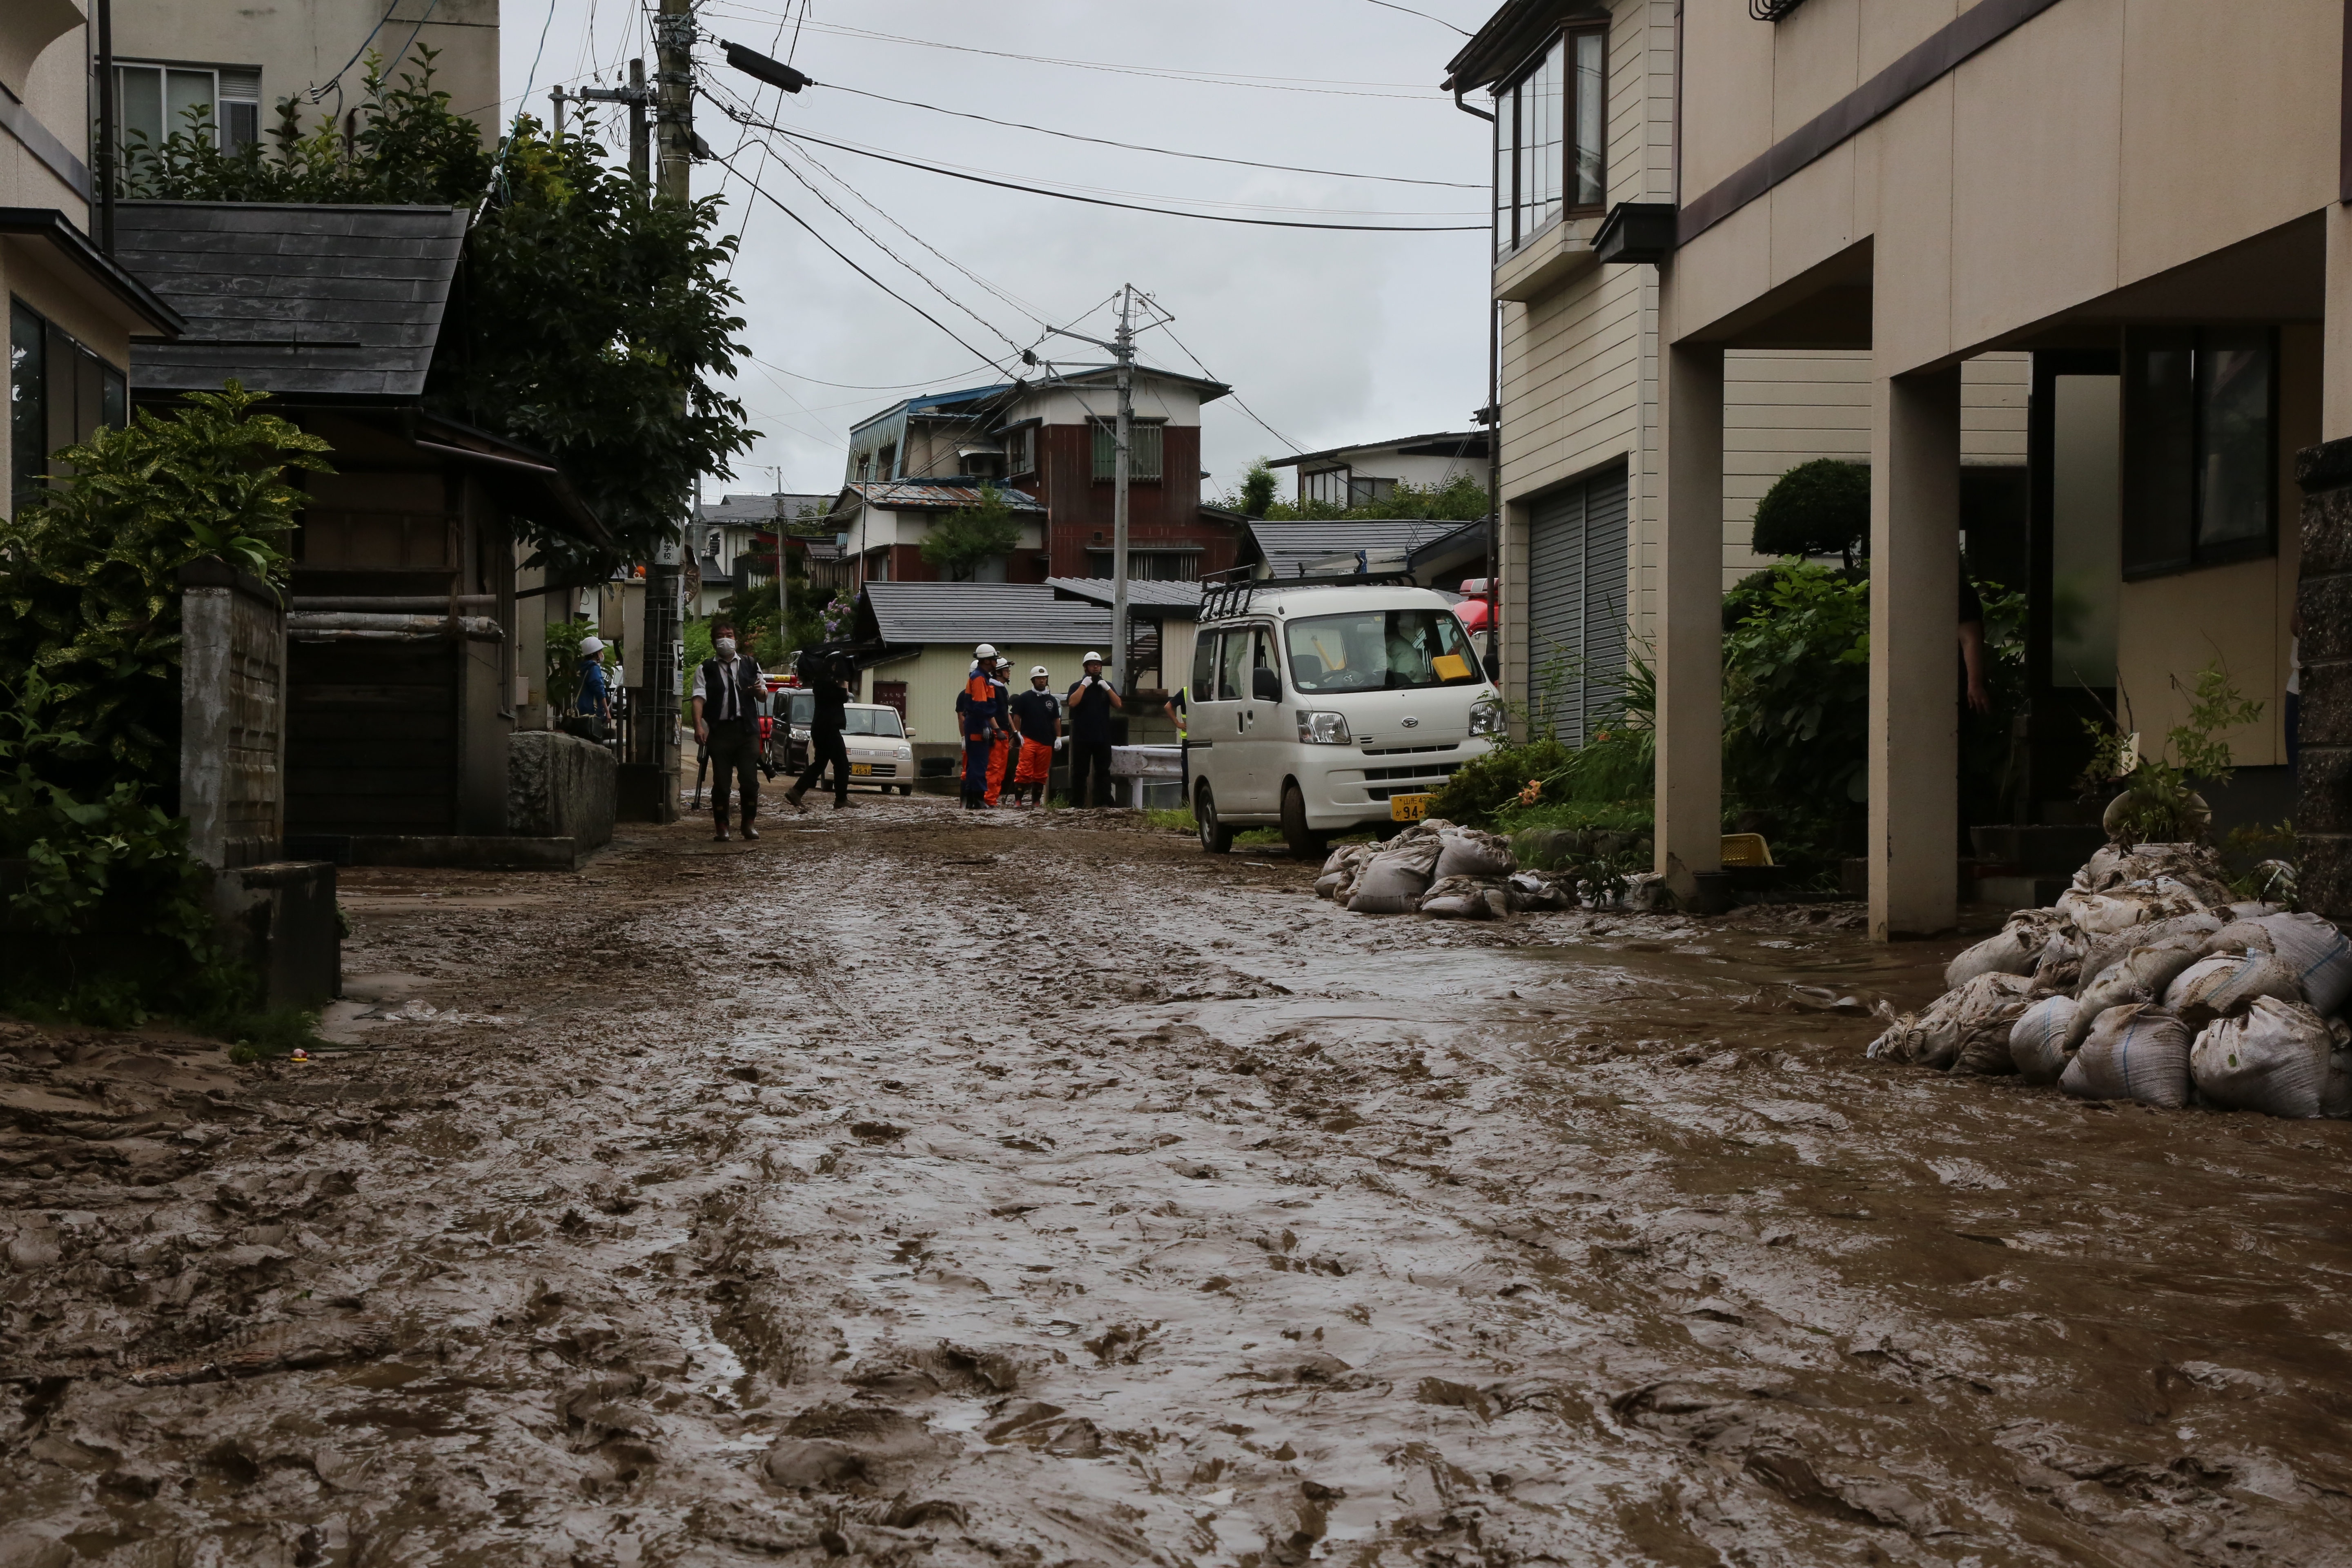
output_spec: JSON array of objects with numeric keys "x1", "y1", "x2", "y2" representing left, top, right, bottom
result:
[
  {"x1": 1281, "y1": 782, "x2": 1326, "y2": 861},
  {"x1": 1196, "y1": 784, "x2": 1236, "y2": 854}
]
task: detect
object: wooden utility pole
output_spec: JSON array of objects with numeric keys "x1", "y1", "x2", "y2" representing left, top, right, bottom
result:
[
  {"x1": 634, "y1": 0, "x2": 696, "y2": 810},
  {"x1": 1111, "y1": 285, "x2": 1134, "y2": 693}
]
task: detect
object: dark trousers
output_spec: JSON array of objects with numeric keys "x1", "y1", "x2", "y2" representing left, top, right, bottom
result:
[
  {"x1": 1067, "y1": 738, "x2": 1114, "y2": 807},
  {"x1": 707, "y1": 718, "x2": 760, "y2": 821},
  {"x1": 794, "y1": 726, "x2": 850, "y2": 802}
]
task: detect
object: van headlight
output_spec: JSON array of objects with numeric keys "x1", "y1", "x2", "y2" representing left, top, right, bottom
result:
[
  {"x1": 1468, "y1": 699, "x2": 1506, "y2": 737},
  {"x1": 1297, "y1": 710, "x2": 1352, "y2": 745}
]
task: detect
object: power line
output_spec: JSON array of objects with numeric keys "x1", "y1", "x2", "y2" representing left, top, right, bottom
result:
[
  {"x1": 694, "y1": 8, "x2": 1450, "y2": 98},
  {"x1": 713, "y1": 108, "x2": 1488, "y2": 232},
  {"x1": 743, "y1": 354, "x2": 1008, "y2": 393},
  {"x1": 816, "y1": 82, "x2": 1482, "y2": 189},
  {"x1": 1148, "y1": 322, "x2": 1303, "y2": 454},
  {"x1": 1361, "y1": 0, "x2": 1472, "y2": 35},
  {"x1": 713, "y1": 147, "x2": 1013, "y2": 372}
]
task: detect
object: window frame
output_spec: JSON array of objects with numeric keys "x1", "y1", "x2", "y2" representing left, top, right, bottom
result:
[
  {"x1": 10, "y1": 296, "x2": 127, "y2": 514},
  {"x1": 111, "y1": 61, "x2": 263, "y2": 159},
  {"x1": 997, "y1": 418, "x2": 1040, "y2": 477},
  {"x1": 1491, "y1": 24, "x2": 1608, "y2": 259},
  {"x1": 2120, "y1": 325, "x2": 2280, "y2": 581},
  {"x1": 1091, "y1": 416, "x2": 1165, "y2": 483}
]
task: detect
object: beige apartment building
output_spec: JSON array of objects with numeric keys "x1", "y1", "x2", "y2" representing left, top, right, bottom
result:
[
  {"x1": 1592, "y1": 0, "x2": 2342, "y2": 938},
  {"x1": 1449, "y1": 0, "x2": 2031, "y2": 748},
  {"x1": 4, "y1": 1, "x2": 181, "y2": 509},
  {"x1": 109, "y1": 0, "x2": 499, "y2": 158}
]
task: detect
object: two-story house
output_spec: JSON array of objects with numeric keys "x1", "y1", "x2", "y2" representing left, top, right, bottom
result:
[{"x1": 831, "y1": 365, "x2": 1245, "y2": 585}]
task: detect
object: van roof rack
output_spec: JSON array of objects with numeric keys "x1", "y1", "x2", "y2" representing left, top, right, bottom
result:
[{"x1": 1197, "y1": 568, "x2": 1419, "y2": 623}]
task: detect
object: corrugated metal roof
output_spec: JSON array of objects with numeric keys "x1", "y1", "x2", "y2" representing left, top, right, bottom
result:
[
  {"x1": 117, "y1": 201, "x2": 466, "y2": 400},
  {"x1": 864, "y1": 582, "x2": 1112, "y2": 646},
  {"x1": 699, "y1": 492, "x2": 833, "y2": 525},
  {"x1": 843, "y1": 479, "x2": 1045, "y2": 512},
  {"x1": 1265, "y1": 430, "x2": 1490, "y2": 468},
  {"x1": 1249, "y1": 519, "x2": 1481, "y2": 577},
  {"x1": 1044, "y1": 576, "x2": 1204, "y2": 612}
]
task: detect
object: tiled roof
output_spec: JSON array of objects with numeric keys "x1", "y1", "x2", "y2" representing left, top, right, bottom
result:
[
  {"x1": 844, "y1": 479, "x2": 1045, "y2": 512},
  {"x1": 1248, "y1": 519, "x2": 1483, "y2": 578},
  {"x1": 699, "y1": 492, "x2": 834, "y2": 526},
  {"x1": 863, "y1": 582, "x2": 1111, "y2": 646},
  {"x1": 1044, "y1": 577, "x2": 1206, "y2": 612},
  {"x1": 117, "y1": 201, "x2": 466, "y2": 400}
]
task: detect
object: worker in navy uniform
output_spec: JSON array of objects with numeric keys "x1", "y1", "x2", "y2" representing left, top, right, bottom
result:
[
  {"x1": 787, "y1": 651, "x2": 858, "y2": 811},
  {"x1": 693, "y1": 621, "x2": 766, "y2": 841},
  {"x1": 1064, "y1": 650, "x2": 1123, "y2": 807}
]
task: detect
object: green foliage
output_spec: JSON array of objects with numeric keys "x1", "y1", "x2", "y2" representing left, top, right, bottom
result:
[
  {"x1": 122, "y1": 53, "x2": 758, "y2": 581},
  {"x1": 2080, "y1": 660, "x2": 2263, "y2": 843},
  {"x1": 1752, "y1": 459, "x2": 1870, "y2": 568},
  {"x1": 1237, "y1": 460, "x2": 1278, "y2": 519},
  {"x1": 119, "y1": 50, "x2": 494, "y2": 205},
  {"x1": 1722, "y1": 563, "x2": 1872, "y2": 812},
  {"x1": 919, "y1": 485, "x2": 1022, "y2": 580},
  {"x1": 2223, "y1": 820, "x2": 2299, "y2": 905},
  {"x1": 1429, "y1": 738, "x2": 1577, "y2": 827},
  {"x1": 0, "y1": 384, "x2": 329, "y2": 788},
  {"x1": 544, "y1": 617, "x2": 591, "y2": 713}
]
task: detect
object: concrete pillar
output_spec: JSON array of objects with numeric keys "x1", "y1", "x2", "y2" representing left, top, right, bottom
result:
[
  {"x1": 1867, "y1": 368, "x2": 1963, "y2": 939},
  {"x1": 1655, "y1": 341, "x2": 1725, "y2": 899}
]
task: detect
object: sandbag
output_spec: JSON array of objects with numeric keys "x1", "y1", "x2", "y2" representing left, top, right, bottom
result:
[
  {"x1": 2078, "y1": 912, "x2": 2224, "y2": 990},
  {"x1": 2060, "y1": 1002, "x2": 2192, "y2": 1109},
  {"x1": 2075, "y1": 935, "x2": 2209, "y2": 1018},
  {"x1": 1347, "y1": 836, "x2": 1443, "y2": 915},
  {"x1": 1869, "y1": 972, "x2": 2032, "y2": 1071},
  {"x1": 1432, "y1": 828, "x2": 1516, "y2": 883},
  {"x1": 1945, "y1": 924, "x2": 2045, "y2": 991},
  {"x1": 1316, "y1": 843, "x2": 1374, "y2": 901},
  {"x1": 2165, "y1": 949, "x2": 2307, "y2": 1031},
  {"x1": 2226, "y1": 901, "x2": 2288, "y2": 922},
  {"x1": 2056, "y1": 882, "x2": 2209, "y2": 936},
  {"x1": 2199, "y1": 920, "x2": 2278, "y2": 959},
  {"x1": 1506, "y1": 870, "x2": 1571, "y2": 912},
  {"x1": 2010, "y1": 995, "x2": 2080, "y2": 1085},
  {"x1": 2072, "y1": 843, "x2": 2234, "y2": 905},
  {"x1": 2243, "y1": 913, "x2": 2352, "y2": 1016},
  {"x1": 1625, "y1": 873, "x2": 1672, "y2": 913},
  {"x1": 2191, "y1": 996, "x2": 2346, "y2": 1118},
  {"x1": 1420, "y1": 874, "x2": 1509, "y2": 920}
]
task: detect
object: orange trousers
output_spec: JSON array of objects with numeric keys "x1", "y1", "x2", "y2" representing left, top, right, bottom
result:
[
  {"x1": 1014, "y1": 736, "x2": 1054, "y2": 786},
  {"x1": 984, "y1": 734, "x2": 1011, "y2": 805}
]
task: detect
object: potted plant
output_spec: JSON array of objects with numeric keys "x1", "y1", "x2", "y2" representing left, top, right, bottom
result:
[{"x1": 2078, "y1": 662, "x2": 2264, "y2": 844}]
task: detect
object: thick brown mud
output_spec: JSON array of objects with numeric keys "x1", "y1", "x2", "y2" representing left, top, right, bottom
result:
[{"x1": 4, "y1": 796, "x2": 2351, "y2": 1566}]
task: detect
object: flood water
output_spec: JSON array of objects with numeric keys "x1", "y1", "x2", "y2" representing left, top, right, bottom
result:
[{"x1": 3, "y1": 796, "x2": 2349, "y2": 1566}]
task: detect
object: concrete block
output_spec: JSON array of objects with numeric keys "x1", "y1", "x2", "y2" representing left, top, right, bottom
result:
[
  {"x1": 2296, "y1": 746, "x2": 2352, "y2": 835},
  {"x1": 2298, "y1": 572, "x2": 2352, "y2": 663},
  {"x1": 2296, "y1": 834, "x2": 2352, "y2": 922},
  {"x1": 2297, "y1": 662, "x2": 2352, "y2": 746},
  {"x1": 2300, "y1": 481, "x2": 2352, "y2": 575},
  {"x1": 210, "y1": 861, "x2": 339, "y2": 1010},
  {"x1": 509, "y1": 731, "x2": 615, "y2": 848}
]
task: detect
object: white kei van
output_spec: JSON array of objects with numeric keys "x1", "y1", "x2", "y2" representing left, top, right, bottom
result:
[{"x1": 1185, "y1": 581, "x2": 1506, "y2": 858}]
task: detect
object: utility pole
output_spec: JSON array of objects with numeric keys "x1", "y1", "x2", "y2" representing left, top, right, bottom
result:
[
  {"x1": 1111, "y1": 285, "x2": 1134, "y2": 693},
  {"x1": 576, "y1": 62, "x2": 650, "y2": 184}
]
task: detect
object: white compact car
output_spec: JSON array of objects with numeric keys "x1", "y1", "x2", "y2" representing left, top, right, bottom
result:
[
  {"x1": 1185, "y1": 582, "x2": 1504, "y2": 858},
  {"x1": 834, "y1": 702, "x2": 917, "y2": 795}
]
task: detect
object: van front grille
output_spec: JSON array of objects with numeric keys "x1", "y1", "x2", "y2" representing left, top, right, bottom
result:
[
  {"x1": 1360, "y1": 744, "x2": 1459, "y2": 756},
  {"x1": 1361, "y1": 762, "x2": 1463, "y2": 782}
]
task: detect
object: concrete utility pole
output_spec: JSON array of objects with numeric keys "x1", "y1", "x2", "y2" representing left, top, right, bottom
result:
[{"x1": 1111, "y1": 285, "x2": 1134, "y2": 693}]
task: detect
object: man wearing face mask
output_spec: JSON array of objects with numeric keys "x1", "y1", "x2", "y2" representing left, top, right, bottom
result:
[{"x1": 693, "y1": 622, "x2": 766, "y2": 841}]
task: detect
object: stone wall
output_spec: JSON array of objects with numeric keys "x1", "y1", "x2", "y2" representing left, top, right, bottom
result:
[
  {"x1": 2295, "y1": 437, "x2": 2352, "y2": 917},
  {"x1": 509, "y1": 731, "x2": 616, "y2": 849}
]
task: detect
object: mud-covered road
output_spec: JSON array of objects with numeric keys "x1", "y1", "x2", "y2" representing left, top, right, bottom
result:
[{"x1": 6, "y1": 797, "x2": 2352, "y2": 1567}]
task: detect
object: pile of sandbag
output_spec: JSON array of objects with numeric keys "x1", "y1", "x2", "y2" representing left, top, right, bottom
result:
[
  {"x1": 1869, "y1": 840, "x2": 2352, "y2": 1118},
  {"x1": 1315, "y1": 821, "x2": 1581, "y2": 920}
]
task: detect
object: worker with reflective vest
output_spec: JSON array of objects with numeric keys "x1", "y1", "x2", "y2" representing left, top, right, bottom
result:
[
  {"x1": 984, "y1": 656, "x2": 1016, "y2": 808},
  {"x1": 959, "y1": 642, "x2": 1004, "y2": 809}
]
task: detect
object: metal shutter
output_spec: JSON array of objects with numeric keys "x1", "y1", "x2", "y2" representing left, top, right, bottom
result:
[{"x1": 1522, "y1": 467, "x2": 1628, "y2": 746}]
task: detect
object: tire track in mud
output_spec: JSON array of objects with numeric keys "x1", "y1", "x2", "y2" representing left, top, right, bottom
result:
[{"x1": 3, "y1": 799, "x2": 2351, "y2": 1566}]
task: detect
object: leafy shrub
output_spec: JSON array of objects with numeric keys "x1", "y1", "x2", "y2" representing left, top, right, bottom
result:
[
  {"x1": 1429, "y1": 738, "x2": 1577, "y2": 827},
  {"x1": 920, "y1": 485, "x2": 1023, "y2": 580},
  {"x1": 1751, "y1": 459, "x2": 1869, "y2": 567},
  {"x1": 2079, "y1": 660, "x2": 2264, "y2": 843},
  {"x1": 1722, "y1": 564, "x2": 1871, "y2": 813}
]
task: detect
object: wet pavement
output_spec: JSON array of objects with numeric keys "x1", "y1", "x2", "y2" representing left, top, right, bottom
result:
[{"x1": 4, "y1": 794, "x2": 2352, "y2": 1566}]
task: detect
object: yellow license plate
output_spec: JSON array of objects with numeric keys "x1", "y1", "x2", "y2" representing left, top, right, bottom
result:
[
  {"x1": 850, "y1": 762, "x2": 873, "y2": 775},
  {"x1": 1390, "y1": 793, "x2": 1433, "y2": 822}
]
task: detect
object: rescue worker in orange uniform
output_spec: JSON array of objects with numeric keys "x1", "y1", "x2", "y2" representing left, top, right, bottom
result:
[
  {"x1": 984, "y1": 656, "x2": 1015, "y2": 807},
  {"x1": 959, "y1": 642, "x2": 1003, "y2": 809}
]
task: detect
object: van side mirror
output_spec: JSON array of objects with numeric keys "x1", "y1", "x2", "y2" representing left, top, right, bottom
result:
[{"x1": 1252, "y1": 667, "x2": 1281, "y2": 702}]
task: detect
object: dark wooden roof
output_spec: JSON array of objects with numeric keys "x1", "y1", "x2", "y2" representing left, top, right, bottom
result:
[{"x1": 115, "y1": 201, "x2": 466, "y2": 401}]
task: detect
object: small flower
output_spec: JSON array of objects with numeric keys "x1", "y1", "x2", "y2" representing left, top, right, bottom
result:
[{"x1": 1517, "y1": 778, "x2": 1543, "y2": 806}]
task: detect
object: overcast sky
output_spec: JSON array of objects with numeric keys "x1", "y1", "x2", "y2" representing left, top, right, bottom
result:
[{"x1": 495, "y1": 0, "x2": 1493, "y2": 503}]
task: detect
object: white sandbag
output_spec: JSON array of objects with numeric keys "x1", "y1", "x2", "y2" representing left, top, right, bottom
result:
[
  {"x1": 1347, "y1": 837, "x2": 1443, "y2": 915},
  {"x1": 1944, "y1": 925, "x2": 2045, "y2": 991},
  {"x1": 2075, "y1": 935, "x2": 2209, "y2": 1018},
  {"x1": 2010, "y1": 995, "x2": 2080, "y2": 1086},
  {"x1": 2226, "y1": 901, "x2": 2287, "y2": 921},
  {"x1": 2199, "y1": 920, "x2": 2279, "y2": 959},
  {"x1": 2165, "y1": 950, "x2": 2305, "y2": 1031},
  {"x1": 1869, "y1": 972, "x2": 2032, "y2": 1071},
  {"x1": 2191, "y1": 996, "x2": 2343, "y2": 1118},
  {"x1": 1315, "y1": 843, "x2": 1374, "y2": 900},
  {"x1": 2243, "y1": 913, "x2": 2352, "y2": 1016},
  {"x1": 1624, "y1": 873, "x2": 1672, "y2": 913},
  {"x1": 1506, "y1": 871, "x2": 1570, "y2": 913},
  {"x1": 2061, "y1": 1003, "x2": 2192, "y2": 1109},
  {"x1": 2056, "y1": 885, "x2": 2205, "y2": 936},
  {"x1": 2074, "y1": 842, "x2": 2232, "y2": 900},
  {"x1": 2079, "y1": 912, "x2": 2224, "y2": 990},
  {"x1": 1419, "y1": 874, "x2": 1508, "y2": 920},
  {"x1": 1432, "y1": 828, "x2": 1516, "y2": 883}
]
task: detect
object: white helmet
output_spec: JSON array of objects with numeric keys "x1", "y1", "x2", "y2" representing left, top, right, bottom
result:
[
  {"x1": 974, "y1": 642, "x2": 997, "y2": 659},
  {"x1": 1082, "y1": 650, "x2": 1104, "y2": 664},
  {"x1": 1030, "y1": 664, "x2": 1049, "y2": 677},
  {"x1": 579, "y1": 635, "x2": 606, "y2": 655}
]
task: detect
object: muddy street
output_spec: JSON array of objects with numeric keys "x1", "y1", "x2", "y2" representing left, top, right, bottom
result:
[{"x1": 5, "y1": 798, "x2": 2352, "y2": 1566}]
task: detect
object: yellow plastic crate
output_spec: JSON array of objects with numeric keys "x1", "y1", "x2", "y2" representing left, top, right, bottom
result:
[{"x1": 1721, "y1": 832, "x2": 1774, "y2": 867}]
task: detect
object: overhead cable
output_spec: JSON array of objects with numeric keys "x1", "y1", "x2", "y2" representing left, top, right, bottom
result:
[
  {"x1": 1148, "y1": 323, "x2": 1303, "y2": 454},
  {"x1": 744, "y1": 354, "x2": 1008, "y2": 393},
  {"x1": 713, "y1": 149, "x2": 1012, "y2": 372},
  {"x1": 817, "y1": 82, "x2": 1481, "y2": 189},
  {"x1": 713, "y1": 108, "x2": 1487, "y2": 232},
  {"x1": 1361, "y1": 0, "x2": 1472, "y2": 34},
  {"x1": 695, "y1": 9, "x2": 1448, "y2": 98}
]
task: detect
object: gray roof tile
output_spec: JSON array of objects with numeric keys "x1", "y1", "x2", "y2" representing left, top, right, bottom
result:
[{"x1": 864, "y1": 582, "x2": 1112, "y2": 646}]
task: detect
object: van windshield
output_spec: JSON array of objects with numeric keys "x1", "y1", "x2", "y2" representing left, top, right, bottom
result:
[
  {"x1": 843, "y1": 708, "x2": 904, "y2": 737},
  {"x1": 1285, "y1": 610, "x2": 1480, "y2": 693}
]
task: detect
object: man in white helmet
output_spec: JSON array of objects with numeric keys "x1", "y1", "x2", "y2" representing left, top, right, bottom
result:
[
  {"x1": 1064, "y1": 650, "x2": 1123, "y2": 807},
  {"x1": 957, "y1": 642, "x2": 1005, "y2": 808},
  {"x1": 1006, "y1": 664, "x2": 1062, "y2": 807}
]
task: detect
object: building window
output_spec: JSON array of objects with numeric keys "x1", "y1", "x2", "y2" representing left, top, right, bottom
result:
[
  {"x1": 1302, "y1": 466, "x2": 1350, "y2": 507},
  {"x1": 1492, "y1": 28, "x2": 1605, "y2": 257},
  {"x1": 10, "y1": 298, "x2": 128, "y2": 514},
  {"x1": 1092, "y1": 418, "x2": 1164, "y2": 481},
  {"x1": 2121, "y1": 327, "x2": 2276, "y2": 579},
  {"x1": 1002, "y1": 424, "x2": 1036, "y2": 476},
  {"x1": 877, "y1": 443, "x2": 897, "y2": 480},
  {"x1": 114, "y1": 62, "x2": 262, "y2": 164}
]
